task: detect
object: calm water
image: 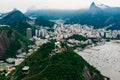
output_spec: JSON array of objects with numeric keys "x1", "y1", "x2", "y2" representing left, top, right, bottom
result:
[{"x1": 76, "y1": 41, "x2": 120, "y2": 80}]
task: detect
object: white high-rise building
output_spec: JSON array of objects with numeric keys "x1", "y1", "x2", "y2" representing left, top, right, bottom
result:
[
  {"x1": 38, "y1": 30, "x2": 41, "y2": 37},
  {"x1": 35, "y1": 29, "x2": 39, "y2": 37},
  {"x1": 26, "y1": 28, "x2": 32, "y2": 39}
]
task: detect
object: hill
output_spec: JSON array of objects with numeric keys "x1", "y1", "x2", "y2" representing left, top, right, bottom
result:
[
  {"x1": 35, "y1": 17, "x2": 55, "y2": 27},
  {"x1": 5, "y1": 41, "x2": 109, "y2": 80},
  {"x1": 0, "y1": 26, "x2": 32, "y2": 60},
  {"x1": 66, "y1": 34, "x2": 87, "y2": 41},
  {"x1": 0, "y1": 9, "x2": 27, "y2": 25},
  {"x1": 0, "y1": 9, "x2": 34, "y2": 36},
  {"x1": 0, "y1": 9, "x2": 54, "y2": 35}
]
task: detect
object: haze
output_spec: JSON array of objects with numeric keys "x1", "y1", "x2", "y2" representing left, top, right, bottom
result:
[{"x1": 0, "y1": 0, "x2": 120, "y2": 13}]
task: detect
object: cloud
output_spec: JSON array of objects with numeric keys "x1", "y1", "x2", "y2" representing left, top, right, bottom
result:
[{"x1": 0, "y1": 0, "x2": 119, "y2": 13}]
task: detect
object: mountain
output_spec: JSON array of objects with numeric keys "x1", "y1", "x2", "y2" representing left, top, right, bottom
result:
[
  {"x1": 89, "y1": 2, "x2": 102, "y2": 13},
  {"x1": 0, "y1": 9, "x2": 35, "y2": 36},
  {"x1": 89, "y1": 2, "x2": 110, "y2": 11},
  {"x1": 0, "y1": 9, "x2": 27, "y2": 25},
  {"x1": 0, "y1": 13, "x2": 9, "y2": 19},
  {"x1": 0, "y1": 26, "x2": 32, "y2": 60},
  {"x1": 26, "y1": 3, "x2": 120, "y2": 30},
  {"x1": 0, "y1": 9, "x2": 55, "y2": 36},
  {"x1": 5, "y1": 42, "x2": 109, "y2": 80},
  {"x1": 66, "y1": 2, "x2": 120, "y2": 30}
]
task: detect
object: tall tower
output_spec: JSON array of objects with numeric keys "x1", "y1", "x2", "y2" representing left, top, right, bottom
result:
[{"x1": 26, "y1": 28, "x2": 32, "y2": 39}]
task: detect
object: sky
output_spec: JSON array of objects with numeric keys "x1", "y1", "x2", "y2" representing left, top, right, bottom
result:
[{"x1": 0, "y1": 0, "x2": 120, "y2": 13}]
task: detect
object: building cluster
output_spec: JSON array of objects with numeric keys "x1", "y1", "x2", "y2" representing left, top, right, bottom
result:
[
  {"x1": 35, "y1": 26, "x2": 49, "y2": 38},
  {"x1": 32, "y1": 23, "x2": 120, "y2": 40},
  {"x1": 0, "y1": 36, "x2": 48, "y2": 76}
]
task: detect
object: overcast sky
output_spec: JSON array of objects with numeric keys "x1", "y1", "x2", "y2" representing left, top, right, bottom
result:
[{"x1": 0, "y1": 0, "x2": 120, "y2": 13}]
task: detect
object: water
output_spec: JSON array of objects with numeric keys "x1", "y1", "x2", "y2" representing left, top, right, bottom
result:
[{"x1": 75, "y1": 41, "x2": 120, "y2": 80}]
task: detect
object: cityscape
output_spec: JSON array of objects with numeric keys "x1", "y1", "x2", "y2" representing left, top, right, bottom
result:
[{"x1": 0, "y1": 0, "x2": 120, "y2": 80}]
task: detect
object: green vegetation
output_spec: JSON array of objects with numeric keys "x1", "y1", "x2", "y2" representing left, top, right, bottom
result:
[
  {"x1": 7, "y1": 29, "x2": 13, "y2": 38},
  {"x1": 16, "y1": 32, "x2": 33, "y2": 46},
  {"x1": 5, "y1": 41, "x2": 105, "y2": 80},
  {"x1": 0, "y1": 70, "x2": 6, "y2": 80},
  {"x1": 0, "y1": 9, "x2": 35, "y2": 36},
  {"x1": 66, "y1": 34, "x2": 88, "y2": 49},
  {"x1": 10, "y1": 21, "x2": 35, "y2": 36},
  {"x1": 0, "y1": 26, "x2": 13, "y2": 38},
  {"x1": 79, "y1": 44, "x2": 88, "y2": 49},
  {"x1": 35, "y1": 17, "x2": 54, "y2": 28},
  {"x1": 0, "y1": 9, "x2": 27, "y2": 25},
  {"x1": 0, "y1": 27, "x2": 32, "y2": 60},
  {"x1": 106, "y1": 39, "x2": 110, "y2": 42},
  {"x1": 0, "y1": 26, "x2": 11, "y2": 33},
  {"x1": 66, "y1": 34, "x2": 87, "y2": 41}
]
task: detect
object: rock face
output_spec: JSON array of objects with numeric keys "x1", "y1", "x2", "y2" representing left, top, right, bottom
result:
[
  {"x1": 89, "y1": 2, "x2": 101, "y2": 13},
  {"x1": 0, "y1": 26, "x2": 31, "y2": 58},
  {"x1": 0, "y1": 27, "x2": 15, "y2": 55}
]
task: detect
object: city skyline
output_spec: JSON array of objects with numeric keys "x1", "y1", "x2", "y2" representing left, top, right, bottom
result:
[{"x1": 0, "y1": 0, "x2": 120, "y2": 13}]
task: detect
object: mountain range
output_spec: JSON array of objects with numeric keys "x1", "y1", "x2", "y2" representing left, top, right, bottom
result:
[
  {"x1": 0, "y1": 2, "x2": 120, "y2": 30},
  {"x1": 66, "y1": 2, "x2": 120, "y2": 30},
  {"x1": 25, "y1": 2, "x2": 120, "y2": 30}
]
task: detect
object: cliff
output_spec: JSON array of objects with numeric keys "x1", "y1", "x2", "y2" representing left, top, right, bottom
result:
[
  {"x1": 0, "y1": 27, "x2": 15, "y2": 56},
  {"x1": 0, "y1": 26, "x2": 32, "y2": 60}
]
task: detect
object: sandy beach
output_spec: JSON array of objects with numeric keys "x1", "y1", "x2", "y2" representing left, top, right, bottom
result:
[{"x1": 75, "y1": 41, "x2": 120, "y2": 80}]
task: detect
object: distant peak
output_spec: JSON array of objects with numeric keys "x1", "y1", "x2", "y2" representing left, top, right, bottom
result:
[
  {"x1": 10, "y1": 8, "x2": 23, "y2": 14},
  {"x1": 12, "y1": 8, "x2": 18, "y2": 12},
  {"x1": 89, "y1": 2, "x2": 98, "y2": 10},
  {"x1": 90, "y1": 2, "x2": 110, "y2": 9},
  {"x1": 91, "y1": 2, "x2": 95, "y2": 6},
  {"x1": 89, "y1": 2, "x2": 102, "y2": 13},
  {"x1": 90, "y1": 2, "x2": 97, "y2": 8}
]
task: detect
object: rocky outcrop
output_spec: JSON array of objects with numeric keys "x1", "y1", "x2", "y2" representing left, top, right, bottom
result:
[
  {"x1": 0, "y1": 26, "x2": 32, "y2": 60},
  {"x1": 0, "y1": 27, "x2": 16, "y2": 55},
  {"x1": 83, "y1": 66, "x2": 100, "y2": 80}
]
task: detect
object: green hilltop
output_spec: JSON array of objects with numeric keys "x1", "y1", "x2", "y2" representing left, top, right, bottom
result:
[
  {"x1": 35, "y1": 17, "x2": 55, "y2": 28},
  {"x1": 4, "y1": 41, "x2": 108, "y2": 80}
]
